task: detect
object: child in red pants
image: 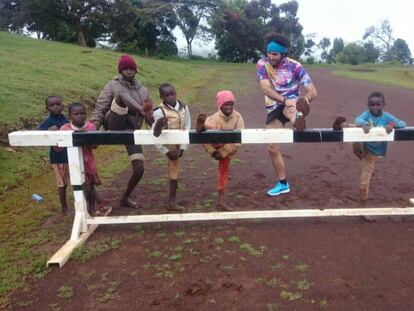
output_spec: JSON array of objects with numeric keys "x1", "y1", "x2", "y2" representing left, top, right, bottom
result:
[{"x1": 196, "y1": 91, "x2": 245, "y2": 210}]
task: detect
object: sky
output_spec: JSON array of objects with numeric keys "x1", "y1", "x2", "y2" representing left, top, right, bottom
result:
[{"x1": 175, "y1": 0, "x2": 414, "y2": 57}]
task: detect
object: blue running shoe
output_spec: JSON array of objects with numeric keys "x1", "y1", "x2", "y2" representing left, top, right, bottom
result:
[{"x1": 267, "y1": 182, "x2": 290, "y2": 196}]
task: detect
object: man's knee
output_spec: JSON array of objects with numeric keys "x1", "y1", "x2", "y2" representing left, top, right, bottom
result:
[{"x1": 267, "y1": 143, "x2": 281, "y2": 155}]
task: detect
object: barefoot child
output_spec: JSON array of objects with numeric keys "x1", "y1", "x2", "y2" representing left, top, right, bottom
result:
[
  {"x1": 196, "y1": 90, "x2": 245, "y2": 211},
  {"x1": 333, "y1": 92, "x2": 406, "y2": 206},
  {"x1": 152, "y1": 83, "x2": 191, "y2": 211},
  {"x1": 60, "y1": 103, "x2": 109, "y2": 216},
  {"x1": 39, "y1": 96, "x2": 69, "y2": 214}
]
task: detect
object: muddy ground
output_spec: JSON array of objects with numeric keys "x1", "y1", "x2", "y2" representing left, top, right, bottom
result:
[{"x1": 11, "y1": 68, "x2": 414, "y2": 310}]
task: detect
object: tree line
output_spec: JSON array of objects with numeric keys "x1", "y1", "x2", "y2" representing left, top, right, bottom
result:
[
  {"x1": 0, "y1": 1, "x2": 412, "y2": 65},
  {"x1": 0, "y1": 0, "x2": 305, "y2": 62},
  {"x1": 305, "y1": 20, "x2": 412, "y2": 65}
]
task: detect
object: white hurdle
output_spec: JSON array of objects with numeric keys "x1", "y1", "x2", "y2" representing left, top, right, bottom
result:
[{"x1": 8, "y1": 128, "x2": 414, "y2": 267}]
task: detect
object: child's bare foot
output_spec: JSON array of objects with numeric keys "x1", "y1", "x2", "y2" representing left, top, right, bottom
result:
[
  {"x1": 120, "y1": 198, "x2": 141, "y2": 209},
  {"x1": 167, "y1": 202, "x2": 184, "y2": 212},
  {"x1": 153, "y1": 117, "x2": 167, "y2": 137},
  {"x1": 332, "y1": 116, "x2": 346, "y2": 130},
  {"x1": 293, "y1": 115, "x2": 306, "y2": 131},
  {"x1": 196, "y1": 114, "x2": 207, "y2": 132},
  {"x1": 217, "y1": 202, "x2": 233, "y2": 211}
]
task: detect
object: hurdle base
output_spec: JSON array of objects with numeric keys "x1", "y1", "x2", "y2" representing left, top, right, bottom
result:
[{"x1": 47, "y1": 224, "x2": 98, "y2": 268}]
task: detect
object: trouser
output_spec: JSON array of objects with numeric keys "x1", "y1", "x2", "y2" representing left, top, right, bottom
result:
[
  {"x1": 104, "y1": 100, "x2": 144, "y2": 162},
  {"x1": 360, "y1": 151, "x2": 376, "y2": 201},
  {"x1": 218, "y1": 157, "x2": 231, "y2": 192}
]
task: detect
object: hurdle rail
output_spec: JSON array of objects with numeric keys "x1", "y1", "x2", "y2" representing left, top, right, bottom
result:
[{"x1": 8, "y1": 127, "x2": 414, "y2": 267}]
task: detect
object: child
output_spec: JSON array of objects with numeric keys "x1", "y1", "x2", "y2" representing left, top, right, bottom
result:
[
  {"x1": 60, "y1": 103, "x2": 109, "y2": 216},
  {"x1": 333, "y1": 92, "x2": 407, "y2": 207},
  {"x1": 196, "y1": 90, "x2": 245, "y2": 211},
  {"x1": 152, "y1": 83, "x2": 191, "y2": 211},
  {"x1": 39, "y1": 96, "x2": 69, "y2": 215}
]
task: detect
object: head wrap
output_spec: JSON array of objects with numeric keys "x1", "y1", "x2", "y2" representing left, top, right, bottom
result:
[
  {"x1": 216, "y1": 90, "x2": 235, "y2": 108},
  {"x1": 118, "y1": 54, "x2": 137, "y2": 73},
  {"x1": 267, "y1": 41, "x2": 288, "y2": 53}
]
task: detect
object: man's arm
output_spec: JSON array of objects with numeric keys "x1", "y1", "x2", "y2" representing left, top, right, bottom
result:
[
  {"x1": 302, "y1": 83, "x2": 317, "y2": 103},
  {"x1": 259, "y1": 79, "x2": 286, "y2": 103},
  {"x1": 91, "y1": 82, "x2": 113, "y2": 129}
]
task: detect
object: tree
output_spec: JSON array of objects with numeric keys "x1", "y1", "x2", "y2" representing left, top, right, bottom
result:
[
  {"x1": 110, "y1": 0, "x2": 178, "y2": 56},
  {"x1": 326, "y1": 38, "x2": 344, "y2": 63},
  {"x1": 318, "y1": 37, "x2": 331, "y2": 62},
  {"x1": 363, "y1": 20, "x2": 394, "y2": 62},
  {"x1": 363, "y1": 41, "x2": 380, "y2": 63},
  {"x1": 6, "y1": 0, "x2": 113, "y2": 47},
  {"x1": 392, "y1": 38, "x2": 413, "y2": 65},
  {"x1": 169, "y1": 0, "x2": 217, "y2": 59},
  {"x1": 337, "y1": 43, "x2": 365, "y2": 65}
]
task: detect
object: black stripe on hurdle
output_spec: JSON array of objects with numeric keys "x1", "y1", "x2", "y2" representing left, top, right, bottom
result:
[
  {"x1": 394, "y1": 128, "x2": 414, "y2": 141},
  {"x1": 73, "y1": 131, "x2": 135, "y2": 146},
  {"x1": 73, "y1": 185, "x2": 83, "y2": 191},
  {"x1": 189, "y1": 130, "x2": 242, "y2": 144},
  {"x1": 294, "y1": 129, "x2": 343, "y2": 143}
]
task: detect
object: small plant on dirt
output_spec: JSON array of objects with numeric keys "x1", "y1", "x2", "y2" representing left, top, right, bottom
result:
[
  {"x1": 170, "y1": 253, "x2": 182, "y2": 261},
  {"x1": 271, "y1": 263, "x2": 283, "y2": 270},
  {"x1": 149, "y1": 251, "x2": 163, "y2": 258},
  {"x1": 280, "y1": 290, "x2": 302, "y2": 301},
  {"x1": 220, "y1": 265, "x2": 235, "y2": 272},
  {"x1": 320, "y1": 298, "x2": 328, "y2": 308},
  {"x1": 267, "y1": 303, "x2": 280, "y2": 311},
  {"x1": 174, "y1": 245, "x2": 184, "y2": 252},
  {"x1": 281, "y1": 254, "x2": 289, "y2": 260},
  {"x1": 228, "y1": 236, "x2": 240, "y2": 243},
  {"x1": 295, "y1": 261, "x2": 309, "y2": 272},
  {"x1": 296, "y1": 279, "x2": 310, "y2": 291},
  {"x1": 240, "y1": 243, "x2": 266, "y2": 257},
  {"x1": 57, "y1": 285, "x2": 73, "y2": 300},
  {"x1": 174, "y1": 231, "x2": 185, "y2": 238},
  {"x1": 214, "y1": 237, "x2": 225, "y2": 245},
  {"x1": 189, "y1": 248, "x2": 200, "y2": 256},
  {"x1": 49, "y1": 303, "x2": 61, "y2": 311}
]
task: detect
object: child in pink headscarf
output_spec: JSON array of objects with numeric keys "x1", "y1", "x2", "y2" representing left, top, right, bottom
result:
[{"x1": 196, "y1": 90, "x2": 245, "y2": 210}]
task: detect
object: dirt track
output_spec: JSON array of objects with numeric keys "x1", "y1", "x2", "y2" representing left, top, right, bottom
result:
[{"x1": 12, "y1": 68, "x2": 414, "y2": 310}]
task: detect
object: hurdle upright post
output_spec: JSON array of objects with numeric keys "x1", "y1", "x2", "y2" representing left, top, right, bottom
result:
[{"x1": 47, "y1": 146, "x2": 99, "y2": 267}]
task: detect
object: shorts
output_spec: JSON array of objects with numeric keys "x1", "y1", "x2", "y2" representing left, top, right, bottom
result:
[
  {"x1": 52, "y1": 163, "x2": 70, "y2": 187},
  {"x1": 104, "y1": 101, "x2": 144, "y2": 162},
  {"x1": 266, "y1": 105, "x2": 290, "y2": 126}
]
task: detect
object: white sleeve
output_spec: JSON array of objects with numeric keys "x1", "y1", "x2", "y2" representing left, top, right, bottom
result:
[
  {"x1": 152, "y1": 108, "x2": 169, "y2": 155},
  {"x1": 180, "y1": 106, "x2": 191, "y2": 151}
]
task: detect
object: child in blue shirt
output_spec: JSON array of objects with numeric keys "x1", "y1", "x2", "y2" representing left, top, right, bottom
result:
[
  {"x1": 354, "y1": 92, "x2": 406, "y2": 205},
  {"x1": 39, "y1": 96, "x2": 69, "y2": 214}
]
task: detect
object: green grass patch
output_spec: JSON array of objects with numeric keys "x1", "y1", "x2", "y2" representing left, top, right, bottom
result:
[
  {"x1": 280, "y1": 290, "x2": 302, "y2": 301},
  {"x1": 57, "y1": 285, "x2": 74, "y2": 300},
  {"x1": 327, "y1": 63, "x2": 414, "y2": 89},
  {"x1": 228, "y1": 236, "x2": 241, "y2": 243},
  {"x1": 239, "y1": 243, "x2": 266, "y2": 257},
  {"x1": 71, "y1": 237, "x2": 121, "y2": 262},
  {"x1": 295, "y1": 261, "x2": 309, "y2": 273}
]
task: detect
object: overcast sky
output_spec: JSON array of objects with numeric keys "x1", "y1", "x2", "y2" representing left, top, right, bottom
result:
[{"x1": 175, "y1": 0, "x2": 414, "y2": 57}]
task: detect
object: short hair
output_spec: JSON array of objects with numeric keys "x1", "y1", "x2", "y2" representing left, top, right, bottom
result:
[
  {"x1": 368, "y1": 92, "x2": 385, "y2": 104},
  {"x1": 45, "y1": 95, "x2": 61, "y2": 106},
  {"x1": 159, "y1": 83, "x2": 176, "y2": 95},
  {"x1": 265, "y1": 32, "x2": 291, "y2": 50},
  {"x1": 68, "y1": 102, "x2": 85, "y2": 114}
]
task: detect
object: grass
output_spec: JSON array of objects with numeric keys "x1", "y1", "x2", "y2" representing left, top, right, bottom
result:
[
  {"x1": 57, "y1": 285, "x2": 74, "y2": 300},
  {"x1": 239, "y1": 243, "x2": 266, "y2": 257},
  {"x1": 313, "y1": 63, "x2": 414, "y2": 90}
]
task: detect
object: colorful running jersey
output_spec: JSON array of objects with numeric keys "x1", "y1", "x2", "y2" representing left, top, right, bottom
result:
[{"x1": 256, "y1": 57, "x2": 313, "y2": 113}]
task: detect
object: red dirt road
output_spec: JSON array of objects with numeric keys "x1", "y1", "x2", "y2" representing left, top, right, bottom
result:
[{"x1": 11, "y1": 68, "x2": 414, "y2": 310}]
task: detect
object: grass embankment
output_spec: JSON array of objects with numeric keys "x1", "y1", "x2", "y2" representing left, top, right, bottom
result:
[
  {"x1": 312, "y1": 63, "x2": 414, "y2": 90},
  {"x1": 0, "y1": 31, "x2": 252, "y2": 307}
]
